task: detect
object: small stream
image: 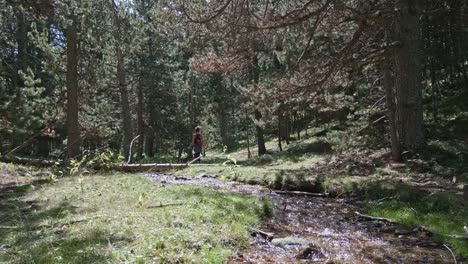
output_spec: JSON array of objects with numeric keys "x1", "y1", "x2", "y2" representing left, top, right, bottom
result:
[{"x1": 146, "y1": 173, "x2": 455, "y2": 264}]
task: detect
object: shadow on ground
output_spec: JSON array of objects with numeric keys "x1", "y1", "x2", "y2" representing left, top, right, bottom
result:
[{"x1": 0, "y1": 181, "x2": 130, "y2": 263}]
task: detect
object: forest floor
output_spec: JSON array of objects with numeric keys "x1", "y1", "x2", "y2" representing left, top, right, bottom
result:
[
  {"x1": 0, "y1": 165, "x2": 270, "y2": 263},
  {"x1": 1, "y1": 121, "x2": 467, "y2": 262},
  {"x1": 172, "y1": 125, "x2": 468, "y2": 259},
  {"x1": 1, "y1": 162, "x2": 465, "y2": 263}
]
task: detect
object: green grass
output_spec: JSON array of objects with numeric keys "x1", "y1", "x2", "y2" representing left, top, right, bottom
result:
[
  {"x1": 172, "y1": 137, "x2": 331, "y2": 191},
  {"x1": 0, "y1": 173, "x2": 271, "y2": 263},
  {"x1": 172, "y1": 130, "x2": 468, "y2": 258},
  {"x1": 363, "y1": 183, "x2": 468, "y2": 258}
]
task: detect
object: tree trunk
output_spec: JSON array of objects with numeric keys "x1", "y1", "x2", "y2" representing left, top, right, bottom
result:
[
  {"x1": 145, "y1": 131, "x2": 154, "y2": 158},
  {"x1": 65, "y1": 20, "x2": 80, "y2": 159},
  {"x1": 145, "y1": 103, "x2": 156, "y2": 157},
  {"x1": 116, "y1": 43, "x2": 133, "y2": 160},
  {"x1": 255, "y1": 109, "x2": 267, "y2": 156},
  {"x1": 245, "y1": 111, "x2": 252, "y2": 159},
  {"x1": 394, "y1": 0, "x2": 425, "y2": 152},
  {"x1": 15, "y1": 10, "x2": 27, "y2": 83},
  {"x1": 430, "y1": 61, "x2": 439, "y2": 122},
  {"x1": 251, "y1": 53, "x2": 267, "y2": 156},
  {"x1": 278, "y1": 112, "x2": 283, "y2": 152},
  {"x1": 137, "y1": 81, "x2": 144, "y2": 160},
  {"x1": 285, "y1": 112, "x2": 290, "y2": 145},
  {"x1": 111, "y1": 0, "x2": 133, "y2": 160},
  {"x1": 294, "y1": 112, "x2": 300, "y2": 140},
  {"x1": 384, "y1": 56, "x2": 401, "y2": 161}
]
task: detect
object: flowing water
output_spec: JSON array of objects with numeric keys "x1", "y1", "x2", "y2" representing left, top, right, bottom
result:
[{"x1": 146, "y1": 173, "x2": 456, "y2": 264}]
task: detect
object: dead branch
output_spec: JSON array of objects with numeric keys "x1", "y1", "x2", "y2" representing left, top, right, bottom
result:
[
  {"x1": 443, "y1": 244, "x2": 458, "y2": 264},
  {"x1": 355, "y1": 211, "x2": 395, "y2": 223},
  {"x1": 113, "y1": 163, "x2": 224, "y2": 173},
  {"x1": 248, "y1": 227, "x2": 274, "y2": 241},
  {"x1": 147, "y1": 202, "x2": 186, "y2": 209},
  {"x1": 0, "y1": 155, "x2": 60, "y2": 167},
  {"x1": 417, "y1": 225, "x2": 468, "y2": 240},
  {"x1": 274, "y1": 190, "x2": 328, "y2": 197}
]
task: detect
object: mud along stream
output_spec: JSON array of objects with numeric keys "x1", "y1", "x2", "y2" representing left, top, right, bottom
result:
[{"x1": 145, "y1": 173, "x2": 455, "y2": 263}]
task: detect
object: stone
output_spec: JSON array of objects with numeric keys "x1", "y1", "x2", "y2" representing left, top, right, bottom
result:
[
  {"x1": 271, "y1": 237, "x2": 313, "y2": 247},
  {"x1": 296, "y1": 246, "x2": 325, "y2": 260},
  {"x1": 261, "y1": 154, "x2": 276, "y2": 162}
]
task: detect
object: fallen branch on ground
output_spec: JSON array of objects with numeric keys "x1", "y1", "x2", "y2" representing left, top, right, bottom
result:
[
  {"x1": 417, "y1": 225, "x2": 468, "y2": 239},
  {"x1": 114, "y1": 163, "x2": 228, "y2": 172},
  {"x1": 0, "y1": 155, "x2": 60, "y2": 167},
  {"x1": 354, "y1": 211, "x2": 395, "y2": 223},
  {"x1": 443, "y1": 244, "x2": 458, "y2": 264},
  {"x1": 358, "y1": 116, "x2": 386, "y2": 132},
  {"x1": 248, "y1": 227, "x2": 274, "y2": 241},
  {"x1": 146, "y1": 202, "x2": 186, "y2": 209},
  {"x1": 186, "y1": 156, "x2": 201, "y2": 165},
  {"x1": 274, "y1": 190, "x2": 329, "y2": 197}
]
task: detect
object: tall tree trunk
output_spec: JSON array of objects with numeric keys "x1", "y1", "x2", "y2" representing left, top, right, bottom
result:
[
  {"x1": 294, "y1": 112, "x2": 300, "y2": 140},
  {"x1": 245, "y1": 111, "x2": 252, "y2": 159},
  {"x1": 430, "y1": 61, "x2": 439, "y2": 122},
  {"x1": 255, "y1": 109, "x2": 267, "y2": 156},
  {"x1": 116, "y1": 43, "x2": 133, "y2": 160},
  {"x1": 394, "y1": 0, "x2": 425, "y2": 152},
  {"x1": 15, "y1": 10, "x2": 27, "y2": 83},
  {"x1": 145, "y1": 130, "x2": 154, "y2": 158},
  {"x1": 384, "y1": 56, "x2": 401, "y2": 161},
  {"x1": 285, "y1": 112, "x2": 290, "y2": 145},
  {"x1": 10, "y1": 9, "x2": 28, "y2": 151},
  {"x1": 145, "y1": 103, "x2": 155, "y2": 157},
  {"x1": 65, "y1": 20, "x2": 80, "y2": 159},
  {"x1": 278, "y1": 111, "x2": 283, "y2": 152},
  {"x1": 137, "y1": 81, "x2": 144, "y2": 160},
  {"x1": 251, "y1": 53, "x2": 267, "y2": 156},
  {"x1": 111, "y1": 0, "x2": 133, "y2": 159}
]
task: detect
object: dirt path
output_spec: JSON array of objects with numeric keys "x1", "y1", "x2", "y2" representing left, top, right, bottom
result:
[{"x1": 146, "y1": 173, "x2": 456, "y2": 264}]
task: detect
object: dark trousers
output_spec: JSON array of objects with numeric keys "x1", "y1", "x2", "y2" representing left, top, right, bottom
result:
[{"x1": 193, "y1": 152, "x2": 201, "y2": 163}]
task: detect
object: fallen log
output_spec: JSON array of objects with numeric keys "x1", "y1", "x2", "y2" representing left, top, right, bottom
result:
[
  {"x1": 0, "y1": 155, "x2": 60, "y2": 167},
  {"x1": 113, "y1": 163, "x2": 223, "y2": 172},
  {"x1": 274, "y1": 190, "x2": 329, "y2": 197}
]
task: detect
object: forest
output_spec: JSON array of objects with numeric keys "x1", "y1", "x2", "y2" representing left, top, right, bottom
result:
[{"x1": 1, "y1": 0, "x2": 467, "y2": 263}]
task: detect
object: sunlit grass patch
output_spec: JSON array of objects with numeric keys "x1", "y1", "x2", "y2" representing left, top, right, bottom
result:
[
  {"x1": 0, "y1": 173, "x2": 271, "y2": 263},
  {"x1": 365, "y1": 184, "x2": 468, "y2": 257}
]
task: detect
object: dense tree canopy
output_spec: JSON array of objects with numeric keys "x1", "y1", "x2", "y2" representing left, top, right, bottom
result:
[{"x1": 0, "y1": 0, "x2": 466, "y2": 161}]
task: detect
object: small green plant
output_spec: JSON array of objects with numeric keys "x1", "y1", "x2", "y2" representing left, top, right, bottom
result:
[
  {"x1": 86, "y1": 150, "x2": 124, "y2": 170},
  {"x1": 221, "y1": 147, "x2": 238, "y2": 182},
  {"x1": 137, "y1": 192, "x2": 146, "y2": 208},
  {"x1": 69, "y1": 155, "x2": 88, "y2": 176},
  {"x1": 272, "y1": 171, "x2": 284, "y2": 190},
  {"x1": 78, "y1": 176, "x2": 85, "y2": 192}
]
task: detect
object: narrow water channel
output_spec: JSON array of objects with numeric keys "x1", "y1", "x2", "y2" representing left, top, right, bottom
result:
[{"x1": 146, "y1": 173, "x2": 454, "y2": 263}]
